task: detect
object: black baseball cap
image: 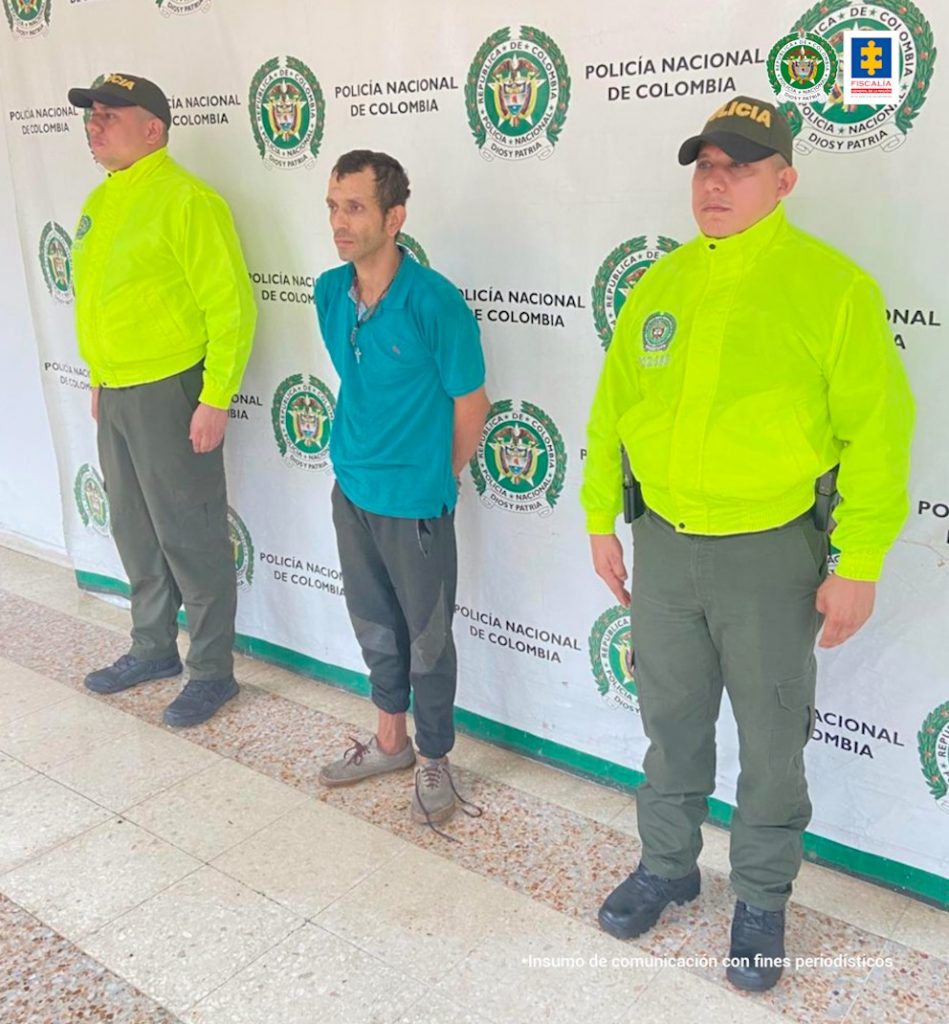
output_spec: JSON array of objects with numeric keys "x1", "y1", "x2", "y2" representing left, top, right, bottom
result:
[
  {"x1": 68, "y1": 73, "x2": 171, "y2": 127},
  {"x1": 678, "y1": 95, "x2": 793, "y2": 166}
]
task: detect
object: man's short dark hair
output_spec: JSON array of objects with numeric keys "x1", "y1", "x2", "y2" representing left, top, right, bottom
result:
[{"x1": 332, "y1": 150, "x2": 410, "y2": 215}]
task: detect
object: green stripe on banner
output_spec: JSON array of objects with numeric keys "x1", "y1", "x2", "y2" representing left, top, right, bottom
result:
[
  {"x1": 75, "y1": 569, "x2": 948, "y2": 909},
  {"x1": 76, "y1": 571, "x2": 131, "y2": 597}
]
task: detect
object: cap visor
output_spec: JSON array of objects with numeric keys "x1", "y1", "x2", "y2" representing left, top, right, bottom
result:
[
  {"x1": 68, "y1": 87, "x2": 137, "y2": 110},
  {"x1": 678, "y1": 130, "x2": 776, "y2": 166}
]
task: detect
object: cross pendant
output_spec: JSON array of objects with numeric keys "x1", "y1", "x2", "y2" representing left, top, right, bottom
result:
[{"x1": 355, "y1": 346, "x2": 362, "y2": 363}]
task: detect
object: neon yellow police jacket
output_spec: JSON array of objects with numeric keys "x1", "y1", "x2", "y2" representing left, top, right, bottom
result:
[
  {"x1": 72, "y1": 148, "x2": 256, "y2": 409},
  {"x1": 581, "y1": 203, "x2": 914, "y2": 582}
]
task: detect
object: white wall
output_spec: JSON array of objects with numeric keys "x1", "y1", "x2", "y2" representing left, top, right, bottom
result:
[{"x1": 0, "y1": 105, "x2": 66, "y2": 555}]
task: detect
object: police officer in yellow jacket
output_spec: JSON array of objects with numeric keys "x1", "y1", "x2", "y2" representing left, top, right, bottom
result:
[
  {"x1": 68, "y1": 74, "x2": 256, "y2": 727},
  {"x1": 582, "y1": 96, "x2": 913, "y2": 992}
]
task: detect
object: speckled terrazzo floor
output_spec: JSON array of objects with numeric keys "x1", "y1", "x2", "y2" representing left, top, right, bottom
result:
[{"x1": 0, "y1": 543, "x2": 945, "y2": 1024}]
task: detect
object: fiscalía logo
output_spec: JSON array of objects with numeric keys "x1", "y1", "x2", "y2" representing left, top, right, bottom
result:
[
  {"x1": 768, "y1": 29, "x2": 839, "y2": 103},
  {"x1": 272, "y1": 373, "x2": 336, "y2": 471},
  {"x1": 842, "y1": 31, "x2": 900, "y2": 105},
  {"x1": 470, "y1": 399, "x2": 566, "y2": 516},
  {"x1": 918, "y1": 701, "x2": 949, "y2": 811},
  {"x1": 397, "y1": 232, "x2": 430, "y2": 267},
  {"x1": 781, "y1": 1, "x2": 936, "y2": 155},
  {"x1": 38, "y1": 222, "x2": 73, "y2": 303},
  {"x1": 157, "y1": 0, "x2": 212, "y2": 15},
  {"x1": 589, "y1": 605, "x2": 638, "y2": 714},
  {"x1": 3, "y1": 0, "x2": 50, "y2": 39},
  {"x1": 74, "y1": 464, "x2": 110, "y2": 536},
  {"x1": 466, "y1": 25, "x2": 570, "y2": 161},
  {"x1": 592, "y1": 235, "x2": 680, "y2": 350},
  {"x1": 249, "y1": 56, "x2": 325, "y2": 169},
  {"x1": 227, "y1": 506, "x2": 254, "y2": 589}
]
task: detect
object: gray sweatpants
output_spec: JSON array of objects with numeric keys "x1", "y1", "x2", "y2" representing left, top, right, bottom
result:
[
  {"x1": 331, "y1": 483, "x2": 458, "y2": 760},
  {"x1": 96, "y1": 362, "x2": 236, "y2": 680},
  {"x1": 630, "y1": 508, "x2": 827, "y2": 910}
]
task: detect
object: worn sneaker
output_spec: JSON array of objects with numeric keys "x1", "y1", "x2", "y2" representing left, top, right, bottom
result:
[
  {"x1": 162, "y1": 676, "x2": 239, "y2": 728},
  {"x1": 85, "y1": 653, "x2": 183, "y2": 694},
  {"x1": 319, "y1": 735, "x2": 416, "y2": 787},
  {"x1": 410, "y1": 758, "x2": 484, "y2": 842},
  {"x1": 598, "y1": 862, "x2": 701, "y2": 940},
  {"x1": 411, "y1": 759, "x2": 457, "y2": 826}
]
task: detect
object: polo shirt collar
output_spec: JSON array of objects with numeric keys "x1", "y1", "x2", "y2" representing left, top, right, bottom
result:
[
  {"x1": 347, "y1": 244, "x2": 415, "y2": 311},
  {"x1": 699, "y1": 201, "x2": 787, "y2": 260}
]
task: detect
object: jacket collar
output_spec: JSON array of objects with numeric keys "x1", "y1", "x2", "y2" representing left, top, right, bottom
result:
[
  {"x1": 698, "y1": 201, "x2": 788, "y2": 262},
  {"x1": 105, "y1": 147, "x2": 169, "y2": 189}
]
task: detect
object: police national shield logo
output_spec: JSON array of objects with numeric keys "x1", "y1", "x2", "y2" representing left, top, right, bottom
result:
[
  {"x1": 918, "y1": 701, "x2": 949, "y2": 811},
  {"x1": 589, "y1": 606, "x2": 639, "y2": 714},
  {"x1": 38, "y1": 222, "x2": 73, "y2": 304},
  {"x1": 271, "y1": 373, "x2": 336, "y2": 471},
  {"x1": 768, "y1": 30, "x2": 839, "y2": 103},
  {"x1": 3, "y1": 0, "x2": 50, "y2": 39},
  {"x1": 74, "y1": 464, "x2": 110, "y2": 536},
  {"x1": 592, "y1": 235, "x2": 680, "y2": 350},
  {"x1": 249, "y1": 56, "x2": 325, "y2": 169},
  {"x1": 466, "y1": 25, "x2": 570, "y2": 161},
  {"x1": 642, "y1": 312, "x2": 677, "y2": 352},
  {"x1": 470, "y1": 399, "x2": 566, "y2": 516},
  {"x1": 396, "y1": 233, "x2": 430, "y2": 267},
  {"x1": 156, "y1": 0, "x2": 212, "y2": 15},
  {"x1": 780, "y1": 0, "x2": 936, "y2": 154},
  {"x1": 227, "y1": 506, "x2": 255, "y2": 589}
]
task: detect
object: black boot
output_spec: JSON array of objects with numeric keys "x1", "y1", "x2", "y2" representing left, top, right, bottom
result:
[
  {"x1": 726, "y1": 900, "x2": 787, "y2": 992},
  {"x1": 598, "y1": 863, "x2": 701, "y2": 940},
  {"x1": 84, "y1": 653, "x2": 182, "y2": 694}
]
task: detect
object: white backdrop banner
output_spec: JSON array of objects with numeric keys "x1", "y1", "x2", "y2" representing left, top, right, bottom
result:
[{"x1": 1, "y1": 0, "x2": 946, "y2": 900}]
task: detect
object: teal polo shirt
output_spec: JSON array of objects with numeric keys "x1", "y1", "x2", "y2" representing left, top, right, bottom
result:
[{"x1": 314, "y1": 252, "x2": 485, "y2": 519}]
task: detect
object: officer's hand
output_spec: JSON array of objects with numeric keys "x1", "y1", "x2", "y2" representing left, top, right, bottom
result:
[
  {"x1": 91, "y1": 386, "x2": 100, "y2": 422},
  {"x1": 816, "y1": 575, "x2": 876, "y2": 648},
  {"x1": 590, "y1": 533, "x2": 630, "y2": 607},
  {"x1": 189, "y1": 403, "x2": 228, "y2": 453}
]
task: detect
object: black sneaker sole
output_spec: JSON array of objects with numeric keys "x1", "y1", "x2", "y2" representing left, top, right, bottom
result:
[{"x1": 84, "y1": 662, "x2": 183, "y2": 695}]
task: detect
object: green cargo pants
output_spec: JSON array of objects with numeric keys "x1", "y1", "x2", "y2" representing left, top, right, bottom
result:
[
  {"x1": 96, "y1": 362, "x2": 236, "y2": 681},
  {"x1": 630, "y1": 508, "x2": 827, "y2": 911}
]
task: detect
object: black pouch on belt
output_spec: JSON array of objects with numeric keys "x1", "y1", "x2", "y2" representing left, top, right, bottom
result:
[
  {"x1": 813, "y1": 464, "x2": 840, "y2": 533},
  {"x1": 621, "y1": 447, "x2": 646, "y2": 524}
]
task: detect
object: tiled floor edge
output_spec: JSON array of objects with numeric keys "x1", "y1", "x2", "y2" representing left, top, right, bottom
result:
[{"x1": 0, "y1": 530, "x2": 70, "y2": 568}]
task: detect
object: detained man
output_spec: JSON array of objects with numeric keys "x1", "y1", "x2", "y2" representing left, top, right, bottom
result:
[{"x1": 313, "y1": 150, "x2": 489, "y2": 833}]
